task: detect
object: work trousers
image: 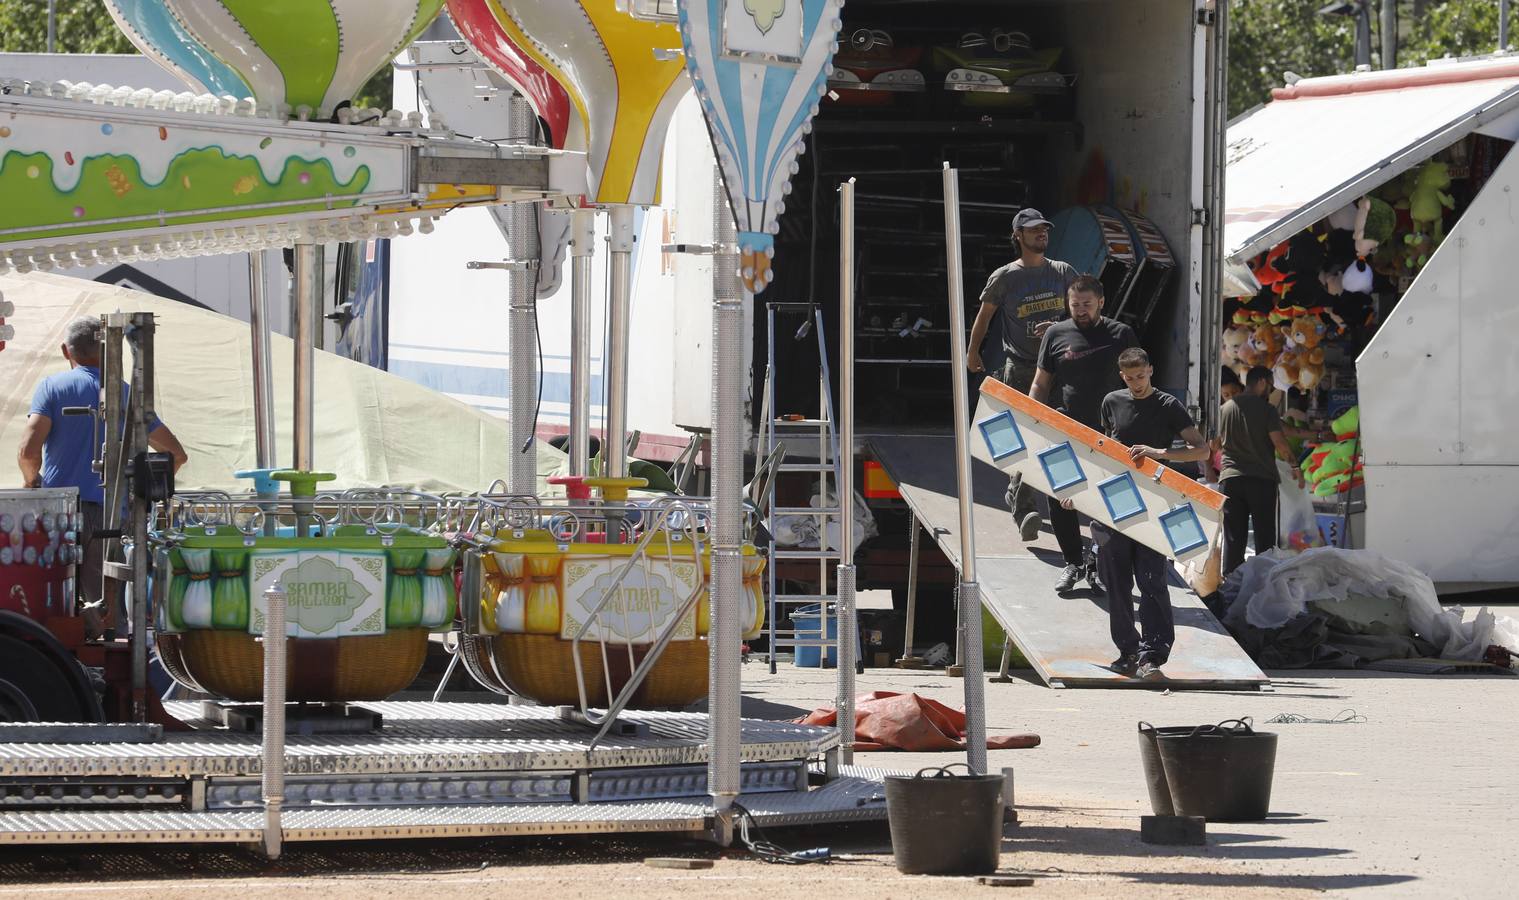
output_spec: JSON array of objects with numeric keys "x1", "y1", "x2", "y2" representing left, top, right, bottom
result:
[
  {"x1": 1093, "y1": 523, "x2": 1174, "y2": 665},
  {"x1": 1221, "y1": 475, "x2": 1278, "y2": 576}
]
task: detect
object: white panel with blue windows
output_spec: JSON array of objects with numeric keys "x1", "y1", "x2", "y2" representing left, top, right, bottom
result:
[
  {"x1": 1096, "y1": 471, "x2": 1146, "y2": 523},
  {"x1": 1037, "y1": 442, "x2": 1086, "y2": 493},
  {"x1": 977, "y1": 410, "x2": 1027, "y2": 461},
  {"x1": 1158, "y1": 503, "x2": 1210, "y2": 556}
]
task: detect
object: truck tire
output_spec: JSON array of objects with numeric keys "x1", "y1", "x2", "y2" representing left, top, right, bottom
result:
[
  {"x1": 0, "y1": 634, "x2": 89, "y2": 722},
  {"x1": 0, "y1": 612, "x2": 103, "y2": 723}
]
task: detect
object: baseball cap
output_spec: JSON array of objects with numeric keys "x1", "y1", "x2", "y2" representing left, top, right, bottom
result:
[{"x1": 1012, "y1": 208, "x2": 1052, "y2": 230}]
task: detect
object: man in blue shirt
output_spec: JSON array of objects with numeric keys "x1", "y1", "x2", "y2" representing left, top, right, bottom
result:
[{"x1": 17, "y1": 316, "x2": 187, "y2": 635}]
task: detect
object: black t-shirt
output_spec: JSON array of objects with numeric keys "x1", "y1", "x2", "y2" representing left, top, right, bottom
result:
[
  {"x1": 1101, "y1": 389, "x2": 1197, "y2": 450},
  {"x1": 1036, "y1": 317, "x2": 1139, "y2": 426},
  {"x1": 1219, "y1": 392, "x2": 1284, "y2": 483}
]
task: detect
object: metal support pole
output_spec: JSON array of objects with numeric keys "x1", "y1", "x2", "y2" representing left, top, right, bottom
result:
[
  {"x1": 942, "y1": 164, "x2": 987, "y2": 774},
  {"x1": 1355, "y1": 2, "x2": 1372, "y2": 68},
  {"x1": 46, "y1": 0, "x2": 56, "y2": 54},
  {"x1": 248, "y1": 251, "x2": 277, "y2": 469},
  {"x1": 604, "y1": 206, "x2": 635, "y2": 479},
  {"x1": 707, "y1": 171, "x2": 743, "y2": 845},
  {"x1": 835, "y1": 180, "x2": 858, "y2": 765},
  {"x1": 1503, "y1": 0, "x2": 1512, "y2": 52},
  {"x1": 569, "y1": 209, "x2": 597, "y2": 477},
  {"x1": 291, "y1": 244, "x2": 322, "y2": 473},
  {"x1": 508, "y1": 96, "x2": 541, "y2": 496},
  {"x1": 260, "y1": 585, "x2": 287, "y2": 860},
  {"x1": 896, "y1": 515, "x2": 924, "y2": 667},
  {"x1": 127, "y1": 314, "x2": 154, "y2": 723},
  {"x1": 98, "y1": 319, "x2": 126, "y2": 637},
  {"x1": 1380, "y1": 0, "x2": 1397, "y2": 68}
]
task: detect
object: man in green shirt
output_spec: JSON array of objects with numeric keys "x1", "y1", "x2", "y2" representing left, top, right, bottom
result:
[{"x1": 1215, "y1": 366, "x2": 1303, "y2": 575}]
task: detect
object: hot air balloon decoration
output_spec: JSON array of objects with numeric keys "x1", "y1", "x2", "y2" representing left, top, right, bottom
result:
[
  {"x1": 676, "y1": 0, "x2": 845, "y2": 292},
  {"x1": 136, "y1": 0, "x2": 446, "y2": 119},
  {"x1": 103, "y1": 0, "x2": 252, "y2": 98}
]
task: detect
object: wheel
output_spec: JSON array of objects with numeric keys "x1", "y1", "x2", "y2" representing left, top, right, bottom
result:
[{"x1": 0, "y1": 634, "x2": 89, "y2": 723}]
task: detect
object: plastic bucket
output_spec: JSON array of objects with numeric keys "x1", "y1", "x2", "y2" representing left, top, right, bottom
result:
[
  {"x1": 1155, "y1": 719, "x2": 1278, "y2": 822},
  {"x1": 1137, "y1": 722, "x2": 1201, "y2": 816},
  {"x1": 792, "y1": 603, "x2": 837, "y2": 668},
  {"x1": 885, "y1": 765, "x2": 1005, "y2": 875}
]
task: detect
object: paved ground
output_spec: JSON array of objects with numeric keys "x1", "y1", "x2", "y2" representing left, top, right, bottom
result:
[{"x1": 1, "y1": 658, "x2": 1513, "y2": 899}]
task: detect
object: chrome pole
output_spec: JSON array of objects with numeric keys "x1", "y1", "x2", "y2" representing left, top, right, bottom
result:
[
  {"x1": 604, "y1": 205, "x2": 635, "y2": 479},
  {"x1": 942, "y1": 164, "x2": 987, "y2": 774},
  {"x1": 707, "y1": 169, "x2": 742, "y2": 845},
  {"x1": 248, "y1": 251, "x2": 277, "y2": 469},
  {"x1": 508, "y1": 95, "x2": 541, "y2": 496},
  {"x1": 569, "y1": 208, "x2": 597, "y2": 477},
  {"x1": 260, "y1": 584, "x2": 287, "y2": 860},
  {"x1": 1503, "y1": 0, "x2": 1512, "y2": 52},
  {"x1": 291, "y1": 243, "x2": 322, "y2": 472},
  {"x1": 835, "y1": 179, "x2": 858, "y2": 765}
]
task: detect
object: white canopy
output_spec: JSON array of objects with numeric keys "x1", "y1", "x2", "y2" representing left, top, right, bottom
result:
[
  {"x1": 0, "y1": 272, "x2": 568, "y2": 494},
  {"x1": 1225, "y1": 56, "x2": 1519, "y2": 263}
]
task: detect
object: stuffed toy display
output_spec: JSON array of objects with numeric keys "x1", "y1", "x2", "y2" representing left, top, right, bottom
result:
[{"x1": 1407, "y1": 160, "x2": 1455, "y2": 244}]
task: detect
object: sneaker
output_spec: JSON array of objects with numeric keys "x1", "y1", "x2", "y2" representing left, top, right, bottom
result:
[
  {"x1": 1085, "y1": 562, "x2": 1105, "y2": 593},
  {"x1": 1136, "y1": 662, "x2": 1166, "y2": 682},
  {"x1": 1054, "y1": 564, "x2": 1082, "y2": 593},
  {"x1": 1018, "y1": 511, "x2": 1043, "y2": 541},
  {"x1": 1108, "y1": 653, "x2": 1141, "y2": 676}
]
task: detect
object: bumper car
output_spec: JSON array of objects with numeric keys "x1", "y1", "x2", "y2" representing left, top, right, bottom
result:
[
  {"x1": 828, "y1": 27, "x2": 927, "y2": 107},
  {"x1": 933, "y1": 30, "x2": 1067, "y2": 110}
]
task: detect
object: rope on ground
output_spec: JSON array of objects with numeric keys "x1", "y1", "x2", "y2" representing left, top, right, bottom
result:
[
  {"x1": 730, "y1": 802, "x2": 832, "y2": 864},
  {"x1": 1265, "y1": 709, "x2": 1366, "y2": 724}
]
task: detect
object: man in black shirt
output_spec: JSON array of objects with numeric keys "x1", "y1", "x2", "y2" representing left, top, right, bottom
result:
[
  {"x1": 1215, "y1": 365, "x2": 1302, "y2": 575},
  {"x1": 1097, "y1": 348, "x2": 1211, "y2": 680},
  {"x1": 1030, "y1": 275, "x2": 1139, "y2": 593}
]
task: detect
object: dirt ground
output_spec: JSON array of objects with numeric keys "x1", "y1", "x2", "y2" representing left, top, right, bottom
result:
[{"x1": 1, "y1": 652, "x2": 1514, "y2": 899}]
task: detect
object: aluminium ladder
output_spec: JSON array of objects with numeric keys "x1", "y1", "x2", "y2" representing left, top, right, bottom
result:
[{"x1": 758, "y1": 302, "x2": 847, "y2": 674}]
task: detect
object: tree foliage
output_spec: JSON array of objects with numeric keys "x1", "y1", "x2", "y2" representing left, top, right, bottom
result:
[
  {"x1": 0, "y1": 0, "x2": 133, "y2": 55},
  {"x1": 1230, "y1": 1, "x2": 1510, "y2": 119}
]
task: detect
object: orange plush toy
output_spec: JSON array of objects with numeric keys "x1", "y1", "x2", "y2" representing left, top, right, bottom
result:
[{"x1": 1288, "y1": 315, "x2": 1326, "y2": 391}]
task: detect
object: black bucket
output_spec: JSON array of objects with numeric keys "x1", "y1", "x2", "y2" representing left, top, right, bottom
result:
[
  {"x1": 1137, "y1": 722, "x2": 1202, "y2": 816},
  {"x1": 1155, "y1": 719, "x2": 1278, "y2": 822},
  {"x1": 885, "y1": 765, "x2": 1005, "y2": 875}
]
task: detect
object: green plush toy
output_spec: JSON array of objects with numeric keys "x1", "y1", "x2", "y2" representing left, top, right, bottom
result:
[
  {"x1": 1408, "y1": 161, "x2": 1456, "y2": 243},
  {"x1": 1331, "y1": 405, "x2": 1359, "y2": 440}
]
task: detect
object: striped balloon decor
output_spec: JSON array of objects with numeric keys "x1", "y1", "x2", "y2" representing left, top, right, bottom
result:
[
  {"x1": 444, "y1": 0, "x2": 577, "y2": 152},
  {"x1": 481, "y1": 0, "x2": 690, "y2": 207},
  {"x1": 104, "y1": 0, "x2": 252, "y2": 97},
  {"x1": 676, "y1": 0, "x2": 845, "y2": 292},
  {"x1": 115, "y1": 0, "x2": 446, "y2": 117}
]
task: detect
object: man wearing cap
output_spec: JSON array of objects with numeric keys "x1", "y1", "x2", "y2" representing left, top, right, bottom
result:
[{"x1": 967, "y1": 208, "x2": 1077, "y2": 542}]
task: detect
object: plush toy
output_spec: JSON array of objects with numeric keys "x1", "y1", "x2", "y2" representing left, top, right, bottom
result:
[
  {"x1": 1272, "y1": 345, "x2": 1301, "y2": 392},
  {"x1": 1248, "y1": 322, "x2": 1283, "y2": 363},
  {"x1": 1331, "y1": 405, "x2": 1359, "y2": 440},
  {"x1": 1296, "y1": 345, "x2": 1325, "y2": 391},
  {"x1": 1221, "y1": 325, "x2": 1251, "y2": 376},
  {"x1": 1237, "y1": 284, "x2": 1274, "y2": 324},
  {"x1": 1408, "y1": 160, "x2": 1455, "y2": 244},
  {"x1": 1401, "y1": 228, "x2": 1437, "y2": 270}
]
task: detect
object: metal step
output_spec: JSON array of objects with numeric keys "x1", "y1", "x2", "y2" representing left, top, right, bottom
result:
[
  {"x1": 772, "y1": 549, "x2": 842, "y2": 561},
  {"x1": 771, "y1": 418, "x2": 832, "y2": 428},
  {"x1": 770, "y1": 506, "x2": 841, "y2": 516},
  {"x1": 778, "y1": 463, "x2": 838, "y2": 473},
  {"x1": 774, "y1": 593, "x2": 838, "y2": 603}
]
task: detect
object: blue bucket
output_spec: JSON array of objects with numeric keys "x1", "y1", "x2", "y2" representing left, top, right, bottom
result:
[{"x1": 792, "y1": 603, "x2": 838, "y2": 668}]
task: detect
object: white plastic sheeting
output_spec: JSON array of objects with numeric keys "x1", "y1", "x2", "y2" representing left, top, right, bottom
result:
[{"x1": 1228, "y1": 548, "x2": 1519, "y2": 660}]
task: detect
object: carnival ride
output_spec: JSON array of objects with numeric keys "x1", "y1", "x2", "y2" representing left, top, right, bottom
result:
[{"x1": 0, "y1": 0, "x2": 913, "y2": 853}]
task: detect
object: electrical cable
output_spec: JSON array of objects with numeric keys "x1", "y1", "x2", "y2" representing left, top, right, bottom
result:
[
  {"x1": 730, "y1": 802, "x2": 832, "y2": 864},
  {"x1": 1265, "y1": 709, "x2": 1365, "y2": 725}
]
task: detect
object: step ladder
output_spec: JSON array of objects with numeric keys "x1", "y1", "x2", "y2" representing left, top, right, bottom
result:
[{"x1": 757, "y1": 302, "x2": 846, "y2": 674}]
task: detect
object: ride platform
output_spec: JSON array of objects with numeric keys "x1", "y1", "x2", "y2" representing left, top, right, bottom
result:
[{"x1": 0, "y1": 701, "x2": 887, "y2": 844}]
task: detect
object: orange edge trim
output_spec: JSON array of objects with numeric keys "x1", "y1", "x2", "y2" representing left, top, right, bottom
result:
[{"x1": 979, "y1": 378, "x2": 1226, "y2": 513}]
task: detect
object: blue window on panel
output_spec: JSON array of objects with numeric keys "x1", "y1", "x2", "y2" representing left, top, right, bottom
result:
[
  {"x1": 1098, "y1": 472, "x2": 1146, "y2": 523},
  {"x1": 1159, "y1": 504, "x2": 1209, "y2": 556},
  {"x1": 1037, "y1": 442, "x2": 1086, "y2": 492},
  {"x1": 977, "y1": 411, "x2": 1026, "y2": 461}
]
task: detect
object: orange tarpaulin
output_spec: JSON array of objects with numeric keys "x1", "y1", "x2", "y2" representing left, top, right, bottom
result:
[{"x1": 793, "y1": 691, "x2": 1040, "y2": 752}]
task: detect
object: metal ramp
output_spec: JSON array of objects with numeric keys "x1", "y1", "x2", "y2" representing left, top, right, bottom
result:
[{"x1": 870, "y1": 435, "x2": 1269, "y2": 689}]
